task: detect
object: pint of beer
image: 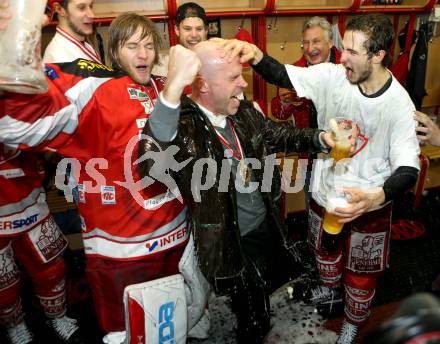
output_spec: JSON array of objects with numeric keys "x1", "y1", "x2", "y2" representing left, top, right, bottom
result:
[
  {"x1": 329, "y1": 118, "x2": 356, "y2": 162},
  {"x1": 0, "y1": 0, "x2": 48, "y2": 93},
  {"x1": 323, "y1": 194, "x2": 349, "y2": 235}
]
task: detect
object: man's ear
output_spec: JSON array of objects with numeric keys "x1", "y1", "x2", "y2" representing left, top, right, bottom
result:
[
  {"x1": 195, "y1": 76, "x2": 209, "y2": 93},
  {"x1": 372, "y1": 49, "x2": 386, "y2": 65},
  {"x1": 174, "y1": 25, "x2": 180, "y2": 39}
]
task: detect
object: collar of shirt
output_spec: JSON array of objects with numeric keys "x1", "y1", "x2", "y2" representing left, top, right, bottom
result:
[{"x1": 195, "y1": 102, "x2": 228, "y2": 129}]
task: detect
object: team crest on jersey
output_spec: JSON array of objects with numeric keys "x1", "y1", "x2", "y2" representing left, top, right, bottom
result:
[
  {"x1": 101, "y1": 185, "x2": 116, "y2": 204},
  {"x1": 351, "y1": 122, "x2": 369, "y2": 158}
]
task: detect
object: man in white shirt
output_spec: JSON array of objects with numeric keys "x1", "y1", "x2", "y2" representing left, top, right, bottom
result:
[
  {"x1": 44, "y1": 0, "x2": 101, "y2": 63},
  {"x1": 217, "y1": 13, "x2": 420, "y2": 344}
]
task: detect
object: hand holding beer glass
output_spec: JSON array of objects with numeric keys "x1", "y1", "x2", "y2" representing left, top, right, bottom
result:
[
  {"x1": 329, "y1": 117, "x2": 356, "y2": 161},
  {"x1": 0, "y1": 0, "x2": 48, "y2": 93},
  {"x1": 323, "y1": 190, "x2": 349, "y2": 235}
]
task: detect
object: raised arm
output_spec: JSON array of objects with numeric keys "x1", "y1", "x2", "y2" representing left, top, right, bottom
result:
[{"x1": 214, "y1": 38, "x2": 293, "y2": 88}]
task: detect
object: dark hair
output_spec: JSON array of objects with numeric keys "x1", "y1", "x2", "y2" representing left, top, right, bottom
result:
[
  {"x1": 176, "y1": 2, "x2": 207, "y2": 26},
  {"x1": 108, "y1": 13, "x2": 161, "y2": 70},
  {"x1": 346, "y1": 13, "x2": 394, "y2": 67}
]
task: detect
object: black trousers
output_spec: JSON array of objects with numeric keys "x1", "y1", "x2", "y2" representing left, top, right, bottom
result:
[{"x1": 230, "y1": 219, "x2": 273, "y2": 343}]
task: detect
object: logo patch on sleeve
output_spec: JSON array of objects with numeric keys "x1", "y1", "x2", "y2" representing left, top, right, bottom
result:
[{"x1": 100, "y1": 185, "x2": 116, "y2": 205}]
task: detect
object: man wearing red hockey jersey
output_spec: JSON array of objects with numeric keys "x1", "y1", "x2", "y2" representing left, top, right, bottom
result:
[
  {"x1": 0, "y1": 11, "x2": 190, "y2": 340},
  {"x1": 0, "y1": 147, "x2": 84, "y2": 344}
]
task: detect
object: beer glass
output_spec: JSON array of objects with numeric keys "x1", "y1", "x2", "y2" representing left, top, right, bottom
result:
[
  {"x1": 330, "y1": 117, "x2": 356, "y2": 162},
  {"x1": 322, "y1": 191, "x2": 349, "y2": 235},
  {"x1": 0, "y1": 0, "x2": 48, "y2": 94}
]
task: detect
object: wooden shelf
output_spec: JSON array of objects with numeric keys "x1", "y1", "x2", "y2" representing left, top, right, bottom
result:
[
  {"x1": 274, "y1": 0, "x2": 354, "y2": 10},
  {"x1": 176, "y1": 0, "x2": 266, "y2": 12},
  {"x1": 68, "y1": 0, "x2": 435, "y2": 21},
  {"x1": 359, "y1": 0, "x2": 434, "y2": 10},
  {"x1": 93, "y1": 0, "x2": 167, "y2": 18}
]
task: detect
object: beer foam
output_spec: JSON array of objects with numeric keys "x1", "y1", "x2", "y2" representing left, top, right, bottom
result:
[{"x1": 326, "y1": 196, "x2": 349, "y2": 212}]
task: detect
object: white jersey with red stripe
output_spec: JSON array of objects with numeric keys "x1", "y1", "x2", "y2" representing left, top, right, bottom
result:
[
  {"x1": 0, "y1": 147, "x2": 50, "y2": 236},
  {"x1": 0, "y1": 59, "x2": 189, "y2": 261},
  {"x1": 43, "y1": 27, "x2": 101, "y2": 64}
]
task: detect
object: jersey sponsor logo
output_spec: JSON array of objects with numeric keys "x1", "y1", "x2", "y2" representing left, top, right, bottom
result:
[
  {"x1": 36, "y1": 217, "x2": 67, "y2": 262},
  {"x1": 77, "y1": 183, "x2": 86, "y2": 203},
  {"x1": 144, "y1": 225, "x2": 189, "y2": 254},
  {"x1": 138, "y1": 91, "x2": 149, "y2": 101},
  {"x1": 0, "y1": 245, "x2": 19, "y2": 290},
  {"x1": 0, "y1": 168, "x2": 25, "y2": 179},
  {"x1": 158, "y1": 302, "x2": 175, "y2": 344},
  {"x1": 77, "y1": 59, "x2": 113, "y2": 72},
  {"x1": 140, "y1": 100, "x2": 154, "y2": 114},
  {"x1": 143, "y1": 191, "x2": 177, "y2": 210},
  {"x1": 348, "y1": 231, "x2": 386, "y2": 273},
  {"x1": 101, "y1": 185, "x2": 116, "y2": 204},
  {"x1": 0, "y1": 214, "x2": 38, "y2": 231},
  {"x1": 45, "y1": 66, "x2": 59, "y2": 80},
  {"x1": 145, "y1": 240, "x2": 158, "y2": 252},
  {"x1": 128, "y1": 87, "x2": 139, "y2": 99},
  {"x1": 127, "y1": 88, "x2": 150, "y2": 101},
  {"x1": 136, "y1": 118, "x2": 148, "y2": 129}
]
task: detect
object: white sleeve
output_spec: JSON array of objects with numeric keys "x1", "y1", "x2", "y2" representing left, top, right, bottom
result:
[
  {"x1": 389, "y1": 106, "x2": 420, "y2": 171},
  {"x1": 285, "y1": 63, "x2": 340, "y2": 105}
]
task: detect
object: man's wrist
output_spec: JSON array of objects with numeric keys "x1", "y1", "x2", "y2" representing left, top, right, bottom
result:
[
  {"x1": 159, "y1": 91, "x2": 180, "y2": 109},
  {"x1": 162, "y1": 83, "x2": 183, "y2": 106}
]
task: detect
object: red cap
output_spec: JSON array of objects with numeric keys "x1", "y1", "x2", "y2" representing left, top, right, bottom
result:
[
  {"x1": 47, "y1": 0, "x2": 64, "y2": 9},
  {"x1": 234, "y1": 28, "x2": 253, "y2": 69},
  {"x1": 235, "y1": 27, "x2": 253, "y2": 44}
]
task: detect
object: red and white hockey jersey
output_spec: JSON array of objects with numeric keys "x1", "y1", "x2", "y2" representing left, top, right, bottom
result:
[
  {"x1": 0, "y1": 147, "x2": 51, "y2": 236},
  {"x1": 0, "y1": 59, "x2": 189, "y2": 260}
]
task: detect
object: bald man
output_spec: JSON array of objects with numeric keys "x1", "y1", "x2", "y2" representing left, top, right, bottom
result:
[{"x1": 139, "y1": 41, "x2": 336, "y2": 343}]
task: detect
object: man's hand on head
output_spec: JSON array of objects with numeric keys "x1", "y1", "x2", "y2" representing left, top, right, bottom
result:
[
  {"x1": 163, "y1": 44, "x2": 201, "y2": 105},
  {"x1": 211, "y1": 38, "x2": 263, "y2": 65}
]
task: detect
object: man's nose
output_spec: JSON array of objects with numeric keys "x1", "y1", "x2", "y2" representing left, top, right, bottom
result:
[
  {"x1": 86, "y1": 6, "x2": 94, "y2": 19},
  {"x1": 137, "y1": 47, "x2": 149, "y2": 59},
  {"x1": 189, "y1": 28, "x2": 198, "y2": 37},
  {"x1": 340, "y1": 50, "x2": 348, "y2": 63},
  {"x1": 239, "y1": 75, "x2": 248, "y2": 88}
]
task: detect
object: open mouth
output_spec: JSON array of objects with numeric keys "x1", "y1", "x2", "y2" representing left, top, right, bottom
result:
[
  {"x1": 136, "y1": 65, "x2": 148, "y2": 73},
  {"x1": 187, "y1": 40, "x2": 200, "y2": 46}
]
